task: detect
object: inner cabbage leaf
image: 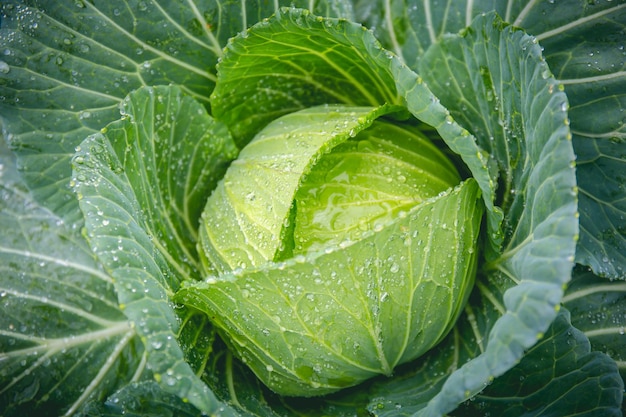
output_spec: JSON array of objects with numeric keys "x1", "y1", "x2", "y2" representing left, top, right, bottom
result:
[{"x1": 293, "y1": 120, "x2": 460, "y2": 255}]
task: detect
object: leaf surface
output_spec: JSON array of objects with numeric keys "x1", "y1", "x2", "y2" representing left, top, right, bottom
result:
[
  {"x1": 72, "y1": 85, "x2": 238, "y2": 414},
  {"x1": 179, "y1": 178, "x2": 483, "y2": 397},
  {"x1": 533, "y1": 2, "x2": 626, "y2": 280},
  {"x1": 199, "y1": 104, "x2": 394, "y2": 273},
  {"x1": 0, "y1": 142, "x2": 143, "y2": 417},
  {"x1": 0, "y1": 0, "x2": 226, "y2": 222},
  {"x1": 453, "y1": 310, "x2": 624, "y2": 417},
  {"x1": 80, "y1": 381, "x2": 206, "y2": 417},
  {"x1": 563, "y1": 268, "x2": 626, "y2": 385}
]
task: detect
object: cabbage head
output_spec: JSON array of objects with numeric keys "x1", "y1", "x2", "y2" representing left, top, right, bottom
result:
[{"x1": 177, "y1": 104, "x2": 483, "y2": 396}]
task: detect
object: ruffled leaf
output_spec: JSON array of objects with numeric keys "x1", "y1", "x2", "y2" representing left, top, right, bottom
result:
[
  {"x1": 388, "y1": 12, "x2": 578, "y2": 415},
  {"x1": 72, "y1": 85, "x2": 237, "y2": 414}
]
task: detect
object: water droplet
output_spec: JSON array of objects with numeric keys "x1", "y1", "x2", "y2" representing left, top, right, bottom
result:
[{"x1": 0, "y1": 61, "x2": 9, "y2": 74}]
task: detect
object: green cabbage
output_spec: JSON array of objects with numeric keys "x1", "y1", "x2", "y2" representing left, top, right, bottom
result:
[
  {"x1": 1, "y1": 1, "x2": 623, "y2": 416},
  {"x1": 178, "y1": 105, "x2": 483, "y2": 396}
]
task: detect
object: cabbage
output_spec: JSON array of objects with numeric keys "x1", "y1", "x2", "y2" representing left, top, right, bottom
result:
[{"x1": 178, "y1": 105, "x2": 482, "y2": 395}]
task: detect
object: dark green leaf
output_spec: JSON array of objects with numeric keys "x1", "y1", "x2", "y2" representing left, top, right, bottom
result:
[
  {"x1": 79, "y1": 381, "x2": 205, "y2": 417},
  {"x1": 454, "y1": 311, "x2": 624, "y2": 417},
  {"x1": 0, "y1": 142, "x2": 144, "y2": 417},
  {"x1": 564, "y1": 267, "x2": 626, "y2": 385},
  {"x1": 365, "y1": 327, "x2": 478, "y2": 416},
  {"x1": 0, "y1": 0, "x2": 227, "y2": 222},
  {"x1": 355, "y1": 0, "x2": 510, "y2": 69},
  {"x1": 530, "y1": 2, "x2": 626, "y2": 280}
]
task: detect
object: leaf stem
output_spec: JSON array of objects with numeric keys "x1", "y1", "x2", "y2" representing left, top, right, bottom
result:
[
  {"x1": 535, "y1": 4, "x2": 626, "y2": 41},
  {"x1": 226, "y1": 351, "x2": 242, "y2": 409},
  {"x1": 384, "y1": 0, "x2": 403, "y2": 59},
  {"x1": 423, "y1": 0, "x2": 437, "y2": 44},
  {"x1": 64, "y1": 327, "x2": 136, "y2": 416},
  {"x1": 562, "y1": 282, "x2": 626, "y2": 304}
]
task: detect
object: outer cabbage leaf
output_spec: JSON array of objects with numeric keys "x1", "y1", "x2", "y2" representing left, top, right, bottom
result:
[
  {"x1": 380, "y1": 12, "x2": 579, "y2": 415},
  {"x1": 452, "y1": 310, "x2": 623, "y2": 417},
  {"x1": 530, "y1": 2, "x2": 626, "y2": 280},
  {"x1": 72, "y1": 85, "x2": 238, "y2": 414},
  {"x1": 79, "y1": 381, "x2": 207, "y2": 417},
  {"x1": 563, "y1": 268, "x2": 626, "y2": 387},
  {"x1": 354, "y1": 0, "x2": 510, "y2": 69},
  {"x1": 210, "y1": 7, "x2": 404, "y2": 146},
  {"x1": 0, "y1": 141, "x2": 144, "y2": 417},
  {"x1": 0, "y1": 0, "x2": 220, "y2": 223},
  {"x1": 367, "y1": 309, "x2": 624, "y2": 417}
]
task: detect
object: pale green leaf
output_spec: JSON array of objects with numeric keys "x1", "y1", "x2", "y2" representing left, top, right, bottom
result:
[
  {"x1": 293, "y1": 120, "x2": 459, "y2": 255},
  {"x1": 210, "y1": 7, "x2": 403, "y2": 146}
]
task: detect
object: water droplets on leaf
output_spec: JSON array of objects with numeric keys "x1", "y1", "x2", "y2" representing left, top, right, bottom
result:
[{"x1": 0, "y1": 61, "x2": 9, "y2": 74}]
